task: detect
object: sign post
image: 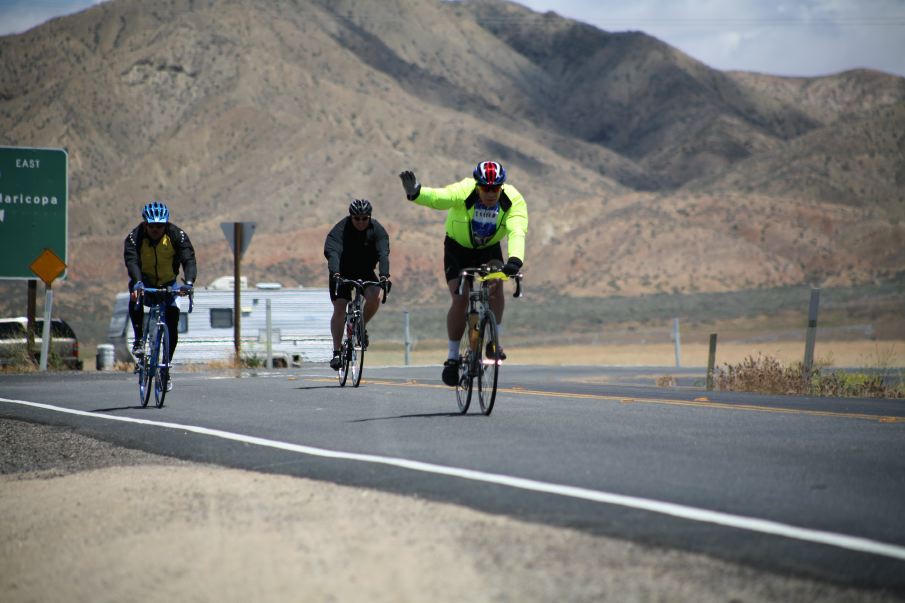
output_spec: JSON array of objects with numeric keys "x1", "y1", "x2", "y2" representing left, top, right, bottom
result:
[
  {"x1": 30, "y1": 248, "x2": 67, "y2": 371},
  {"x1": 220, "y1": 222, "x2": 256, "y2": 361}
]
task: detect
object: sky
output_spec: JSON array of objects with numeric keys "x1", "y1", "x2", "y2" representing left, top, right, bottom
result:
[{"x1": 0, "y1": 0, "x2": 903, "y2": 78}]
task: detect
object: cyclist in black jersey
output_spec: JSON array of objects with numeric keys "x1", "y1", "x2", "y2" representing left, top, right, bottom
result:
[
  {"x1": 323, "y1": 199, "x2": 391, "y2": 370},
  {"x1": 123, "y1": 201, "x2": 196, "y2": 390}
]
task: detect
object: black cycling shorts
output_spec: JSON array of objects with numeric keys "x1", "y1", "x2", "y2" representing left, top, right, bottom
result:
[
  {"x1": 328, "y1": 270, "x2": 379, "y2": 301},
  {"x1": 443, "y1": 236, "x2": 503, "y2": 283}
]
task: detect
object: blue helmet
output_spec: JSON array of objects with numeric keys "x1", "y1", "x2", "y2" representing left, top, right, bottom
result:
[
  {"x1": 142, "y1": 201, "x2": 170, "y2": 224},
  {"x1": 473, "y1": 161, "x2": 506, "y2": 186}
]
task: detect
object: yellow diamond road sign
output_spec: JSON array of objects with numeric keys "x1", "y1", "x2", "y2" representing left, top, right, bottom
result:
[{"x1": 30, "y1": 248, "x2": 66, "y2": 286}]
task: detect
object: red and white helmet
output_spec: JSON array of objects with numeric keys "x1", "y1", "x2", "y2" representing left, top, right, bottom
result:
[{"x1": 473, "y1": 161, "x2": 506, "y2": 186}]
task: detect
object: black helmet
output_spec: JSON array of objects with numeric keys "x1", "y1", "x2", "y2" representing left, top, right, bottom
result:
[{"x1": 349, "y1": 198, "x2": 372, "y2": 216}]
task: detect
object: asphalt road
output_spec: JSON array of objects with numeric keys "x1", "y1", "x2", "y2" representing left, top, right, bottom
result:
[{"x1": 2, "y1": 363, "x2": 904, "y2": 591}]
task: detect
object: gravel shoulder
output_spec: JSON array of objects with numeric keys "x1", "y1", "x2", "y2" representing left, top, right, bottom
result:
[{"x1": 0, "y1": 418, "x2": 896, "y2": 602}]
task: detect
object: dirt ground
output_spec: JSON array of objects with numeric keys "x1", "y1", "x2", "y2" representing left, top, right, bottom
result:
[{"x1": 1, "y1": 418, "x2": 899, "y2": 602}]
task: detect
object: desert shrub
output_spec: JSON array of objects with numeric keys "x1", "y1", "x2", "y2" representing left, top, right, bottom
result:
[
  {"x1": 715, "y1": 354, "x2": 805, "y2": 395},
  {"x1": 715, "y1": 354, "x2": 904, "y2": 399}
]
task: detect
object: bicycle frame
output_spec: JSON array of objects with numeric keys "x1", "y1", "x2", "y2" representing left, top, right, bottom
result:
[
  {"x1": 454, "y1": 265, "x2": 523, "y2": 415},
  {"x1": 333, "y1": 277, "x2": 388, "y2": 387},
  {"x1": 136, "y1": 286, "x2": 193, "y2": 408}
]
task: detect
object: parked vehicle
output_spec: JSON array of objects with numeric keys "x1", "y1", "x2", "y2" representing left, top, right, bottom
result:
[
  {"x1": 107, "y1": 278, "x2": 334, "y2": 367},
  {"x1": 0, "y1": 317, "x2": 83, "y2": 370}
]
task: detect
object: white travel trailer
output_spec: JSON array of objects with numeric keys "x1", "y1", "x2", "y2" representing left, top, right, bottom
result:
[{"x1": 107, "y1": 277, "x2": 333, "y2": 366}]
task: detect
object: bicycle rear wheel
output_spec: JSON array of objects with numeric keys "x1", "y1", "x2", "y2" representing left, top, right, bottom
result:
[
  {"x1": 455, "y1": 338, "x2": 474, "y2": 413},
  {"x1": 351, "y1": 318, "x2": 364, "y2": 387},
  {"x1": 477, "y1": 313, "x2": 500, "y2": 415},
  {"x1": 153, "y1": 326, "x2": 169, "y2": 408}
]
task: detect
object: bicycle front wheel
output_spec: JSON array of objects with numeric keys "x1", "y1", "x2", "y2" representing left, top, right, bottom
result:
[
  {"x1": 455, "y1": 337, "x2": 474, "y2": 414},
  {"x1": 351, "y1": 318, "x2": 364, "y2": 387},
  {"x1": 477, "y1": 313, "x2": 500, "y2": 415},
  {"x1": 338, "y1": 317, "x2": 353, "y2": 386},
  {"x1": 138, "y1": 352, "x2": 152, "y2": 407},
  {"x1": 153, "y1": 326, "x2": 169, "y2": 408}
]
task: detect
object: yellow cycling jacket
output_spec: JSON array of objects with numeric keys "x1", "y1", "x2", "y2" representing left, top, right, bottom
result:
[{"x1": 410, "y1": 178, "x2": 528, "y2": 261}]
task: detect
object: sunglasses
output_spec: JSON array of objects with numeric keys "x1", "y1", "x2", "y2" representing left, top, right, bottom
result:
[
  {"x1": 478, "y1": 184, "x2": 502, "y2": 192},
  {"x1": 351, "y1": 215, "x2": 370, "y2": 222}
]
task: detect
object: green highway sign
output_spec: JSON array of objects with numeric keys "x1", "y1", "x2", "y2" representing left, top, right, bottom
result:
[{"x1": 0, "y1": 146, "x2": 68, "y2": 280}]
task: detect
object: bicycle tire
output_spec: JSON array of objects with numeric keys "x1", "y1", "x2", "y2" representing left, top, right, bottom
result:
[
  {"x1": 351, "y1": 317, "x2": 364, "y2": 387},
  {"x1": 477, "y1": 313, "x2": 500, "y2": 415},
  {"x1": 153, "y1": 324, "x2": 169, "y2": 408},
  {"x1": 338, "y1": 315, "x2": 352, "y2": 386},
  {"x1": 138, "y1": 352, "x2": 152, "y2": 407},
  {"x1": 455, "y1": 340, "x2": 473, "y2": 414}
]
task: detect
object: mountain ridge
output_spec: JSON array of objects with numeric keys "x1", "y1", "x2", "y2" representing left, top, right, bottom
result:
[{"x1": 1, "y1": 0, "x2": 903, "y2": 341}]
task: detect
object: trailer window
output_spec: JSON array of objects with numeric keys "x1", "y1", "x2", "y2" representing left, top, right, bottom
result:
[{"x1": 210, "y1": 308, "x2": 233, "y2": 329}]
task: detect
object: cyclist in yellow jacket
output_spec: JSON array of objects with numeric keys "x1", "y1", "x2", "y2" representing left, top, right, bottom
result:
[
  {"x1": 123, "y1": 201, "x2": 196, "y2": 390},
  {"x1": 399, "y1": 161, "x2": 527, "y2": 386}
]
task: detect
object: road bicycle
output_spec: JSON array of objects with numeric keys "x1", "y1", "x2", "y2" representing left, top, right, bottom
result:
[
  {"x1": 455, "y1": 264, "x2": 523, "y2": 415},
  {"x1": 333, "y1": 277, "x2": 388, "y2": 387},
  {"x1": 135, "y1": 285, "x2": 193, "y2": 408}
]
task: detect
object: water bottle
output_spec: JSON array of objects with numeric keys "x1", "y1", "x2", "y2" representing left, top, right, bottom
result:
[{"x1": 468, "y1": 311, "x2": 479, "y2": 349}]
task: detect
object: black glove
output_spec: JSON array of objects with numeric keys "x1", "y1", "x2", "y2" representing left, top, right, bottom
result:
[
  {"x1": 501, "y1": 257, "x2": 522, "y2": 277},
  {"x1": 379, "y1": 275, "x2": 392, "y2": 294},
  {"x1": 399, "y1": 170, "x2": 421, "y2": 200},
  {"x1": 331, "y1": 273, "x2": 342, "y2": 285}
]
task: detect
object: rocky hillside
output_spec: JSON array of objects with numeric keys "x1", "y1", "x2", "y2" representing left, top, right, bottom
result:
[{"x1": 1, "y1": 0, "x2": 903, "y2": 338}]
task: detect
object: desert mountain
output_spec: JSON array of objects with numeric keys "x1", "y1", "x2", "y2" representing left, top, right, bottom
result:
[{"x1": 1, "y1": 0, "x2": 903, "y2": 338}]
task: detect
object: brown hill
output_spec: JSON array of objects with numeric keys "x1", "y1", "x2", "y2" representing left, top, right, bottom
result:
[
  {"x1": 684, "y1": 102, "x2": 905, "y2": 210},
  {"x1": 1, "y1": 0, "x2": 903, "y2": 342}
]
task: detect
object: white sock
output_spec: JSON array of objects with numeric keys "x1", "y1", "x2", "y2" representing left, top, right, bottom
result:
[{"x1": 448, "y1": 340, "x2": 459, "y2": 359}]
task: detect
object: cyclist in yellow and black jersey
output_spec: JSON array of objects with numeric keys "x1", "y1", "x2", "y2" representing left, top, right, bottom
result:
[
  {"x1": 399, "y1": 161, "x2": 528, "y2": 386},
  {"x1": 123, "y1": 201, "x2": 197, "y2": 381}
]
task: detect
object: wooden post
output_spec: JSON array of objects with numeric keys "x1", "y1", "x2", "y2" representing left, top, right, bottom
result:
[
  {"x1": 673, "y1": 317, "x2": 681, "y2": 368},
  {"x1": 26, "y1": 279, "x2": 37, "y2": 361},
  {"x1": 233, "y1": 222, "x2": 242, "y2": 361},
  {"x1": 803, "y1": 288, "x2": 820, "y2": 383},
  {"x1": 706, "y1": 333, "x2": 718, "y2": 391},
  {"x1": 404, "y1": 310, "x2": 411, "y2": 366}
]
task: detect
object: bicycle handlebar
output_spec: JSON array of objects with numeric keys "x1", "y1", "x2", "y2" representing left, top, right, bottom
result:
[
  {"x1": 138, "y1": 285, "x2": 195, "y2": 312},
  {"x1": 456, "y1": 265, "x2": 523, "y2": 298},
  {"x1": 333, "y1": 277, "x2": 389, "y2": 304}
]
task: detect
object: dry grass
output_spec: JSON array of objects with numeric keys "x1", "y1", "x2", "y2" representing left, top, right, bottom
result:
[
  {"x1": 715, "y1": 353, "x2": 905, "y2": 398},
  {"x1": 365, "y1": 340, "x2": 905, "y2": 369}
]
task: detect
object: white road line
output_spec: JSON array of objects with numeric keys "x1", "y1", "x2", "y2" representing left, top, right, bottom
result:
[{"x1": 4, "y1": 396, "x2": 905, "y2": 562}]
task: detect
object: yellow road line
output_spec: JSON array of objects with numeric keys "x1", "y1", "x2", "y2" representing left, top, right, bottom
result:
[{"x1": 308, "y1": 377, "x2": 905, "y2": 423}]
